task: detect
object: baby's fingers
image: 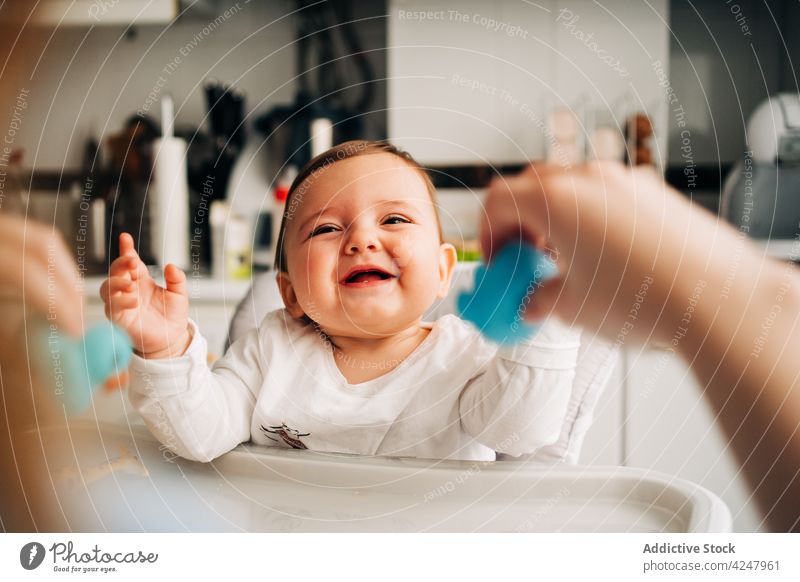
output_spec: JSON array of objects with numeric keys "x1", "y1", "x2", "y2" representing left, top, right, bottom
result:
[
  {"x1": 99, "y1": 276, "x2": 134, "y2": 303},
  {"x1": 108, "y1": 254, "x2": 149, "y2": 283},
  {"x1": 119, "y1": 232, "x2": 139, "y2": 258},
  {"x1": 163, "y1": 264, "x2": 187, "y2": 297},
  {"x1": 101, "y1": 273, "x2": 139, "y2": 323},
  {"x1": 104, "y1": 293, "x2": 138, "y2": 320},
  {"x1": 108, "y1": 254, "x2": 137, "y2": 278},
  {"x1": 112, "y1": 233, "x2": 149, "y2": 281}
]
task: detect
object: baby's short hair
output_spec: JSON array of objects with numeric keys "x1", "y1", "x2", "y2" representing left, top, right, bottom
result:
[{"x1": 274, "y1": 140, "x2": 442, "y2": 272}]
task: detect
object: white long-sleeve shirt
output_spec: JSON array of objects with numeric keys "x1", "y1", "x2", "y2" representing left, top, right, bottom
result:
[{"x1": 128, "y1": 310, "x2": 580, "y2": 462}]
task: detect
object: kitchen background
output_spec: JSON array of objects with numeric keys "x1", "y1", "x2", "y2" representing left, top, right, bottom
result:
[
  {"x1": 7, "y1": 0, "x2": 800, "y2": 532},
  {"x1": 21, "y1": 3, "x2": 800, "y2": 168}
]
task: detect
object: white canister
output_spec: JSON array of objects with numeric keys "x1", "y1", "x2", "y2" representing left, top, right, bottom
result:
[{"x1": 151, "y1": 136, "x2": 190, "y2": 269}]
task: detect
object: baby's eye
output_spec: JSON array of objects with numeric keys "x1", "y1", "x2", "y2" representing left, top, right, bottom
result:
[
  {"x1": 383, "y1": 215, "x2": 410, "y2": 225},
  {"x1": 309, "y1": 225, "x2": 340, "y2": 237}
]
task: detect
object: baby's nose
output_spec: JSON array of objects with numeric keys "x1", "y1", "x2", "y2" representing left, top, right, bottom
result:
[
  {"x1": 350, "y1": 242, "x2": 376, "y2": 252},
  {"x1": 345, "y1": 228, "x2": 380, "y2": 253}
]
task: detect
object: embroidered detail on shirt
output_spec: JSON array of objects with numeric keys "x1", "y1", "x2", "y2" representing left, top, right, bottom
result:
[{"x1": 261, "y1": 423, "x2": 311, "y2": 449}]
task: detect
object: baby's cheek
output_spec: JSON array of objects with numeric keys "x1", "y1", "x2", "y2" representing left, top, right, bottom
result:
[
  {"x1": 300, "y1": 244, "x2": 333, "y2": 277},
  {"x1": 289, "y1": 250, "x2": 320, "y2": 297},
  {"x1": 389, "y1": 233, "x2": 420, "y2": 269},
  {"x1": 394, "y1": 240, "x2": 441, "y2": 296},
  {"x1": 293, "y1": 268, "x2": 329, "y2": 322}
]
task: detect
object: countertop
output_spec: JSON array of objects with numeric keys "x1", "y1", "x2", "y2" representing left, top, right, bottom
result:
[
  {"x1": 82, "y1": 262, "x2": 482, "y2": 304},
  {"x1": 83, "y1": 273, "x2": 255, "y2": 303}
]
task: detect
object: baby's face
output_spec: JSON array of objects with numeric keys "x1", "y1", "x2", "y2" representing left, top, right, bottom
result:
[{"x1": 278, "y1": 153, "x2": 456, "y2": 338}]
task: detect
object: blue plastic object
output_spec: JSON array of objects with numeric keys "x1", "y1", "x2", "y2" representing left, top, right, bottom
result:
[
  {"x1": 34, "y1": 322, "x2": 133, "y2": 415},
  {"x1": 457, "y1": 241, "x2": 559, "y2": 345}
]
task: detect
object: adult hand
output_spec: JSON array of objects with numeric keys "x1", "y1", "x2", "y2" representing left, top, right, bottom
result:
[
  {"x1": 0, "y1": 214, "x2": 83, "y2": 336},
  {"x1": 480, "y1": 161, "x2": 751, "y2": 346}
]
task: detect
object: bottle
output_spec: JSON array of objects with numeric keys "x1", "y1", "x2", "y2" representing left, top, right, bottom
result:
[
  {"x1": 210, "y1": 200, "x2": 228, "y2": 280},
  {"x1": 225, "y1": 214, "x2": 252, "y2": 280},
  {"x1": 210, "y1": 200, "x2": 252, "y2": 280},
  {"x1": 271, "y1": 165, "x2": 297, "y2": 267}
]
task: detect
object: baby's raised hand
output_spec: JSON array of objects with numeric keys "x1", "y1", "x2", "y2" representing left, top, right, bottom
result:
[{"x1": 100, "y1": 233, "x2": 191, "y2": 359}]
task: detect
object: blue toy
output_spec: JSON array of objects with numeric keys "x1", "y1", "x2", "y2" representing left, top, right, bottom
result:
[
  {"x1": 34, "y1": 322, "x2": 133, "y2": 415},
  {"x1": 457, "y1": 241, "x2": 559, "y2": 345}
]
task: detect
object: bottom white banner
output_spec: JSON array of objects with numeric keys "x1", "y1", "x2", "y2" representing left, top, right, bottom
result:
[{"x1": 1, "y1": 533, "x2": 798, "y2": 581}]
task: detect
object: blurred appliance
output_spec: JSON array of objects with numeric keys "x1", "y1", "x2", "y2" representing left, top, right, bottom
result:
[
  {"x1": 102, "y1": 115, "x2": 159, "y2": 265},
  {"x1": 228, "y1": 0, "x2": 377, "y2": 270},
  {"x1": 722, "y1": 93, "x2": 800, "y2": 240},
  {"x1": 183, "y1": 80, "x2": 247, "y2": 269}
]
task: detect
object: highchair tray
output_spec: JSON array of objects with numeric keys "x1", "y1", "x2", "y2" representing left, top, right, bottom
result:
[{"x1": 30, "y1": 421, "x2": 731, "y2": 532}]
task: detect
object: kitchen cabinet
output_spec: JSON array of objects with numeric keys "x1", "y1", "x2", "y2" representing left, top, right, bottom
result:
[
  {"x1": 388, "y1": 0, "x2": 670, "y2": 165},
  {"x1": 579, "y1": 356, "x2": 625, "y2": 467},
  {"x1": 580, "y1": 346, "x2": 765, "y2": 531},
  {"x1": 623, "y1": 347, "x2": 764, "y2": 532},
  {"x1": 35, "y1": 0, "x2": 177, "y2": 26}
]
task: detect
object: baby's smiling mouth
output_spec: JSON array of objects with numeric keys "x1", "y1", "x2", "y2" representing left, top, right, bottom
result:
[{"x1": 340, "y1": 265, "x2": 398, "y2": 287}]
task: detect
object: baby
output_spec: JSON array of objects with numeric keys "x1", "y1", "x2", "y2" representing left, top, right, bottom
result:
[{"x1": 102, "y1": 140, "x2": 580, "y2": 462}]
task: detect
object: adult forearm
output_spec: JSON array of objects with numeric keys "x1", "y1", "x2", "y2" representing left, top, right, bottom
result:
[{"x1": 678, "y1": 245, "x2": 800, "y2": 531}]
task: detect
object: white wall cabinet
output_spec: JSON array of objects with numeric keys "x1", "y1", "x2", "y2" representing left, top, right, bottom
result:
[
  {"x1": 579, "y1": 355, "x2": 625, "y2": 467},
  {"x1": 579, "y1": 347, "x2": 764, "y2": 531},
  {"x1": 388, "y1": 0, "x2": 670, "y2": 165},
  {"x1": 622, "y1": 347, "x2": 764, "y2": 532},
  {"x1": 35, "y1": 0, "x2": 177, "y2": 26}
]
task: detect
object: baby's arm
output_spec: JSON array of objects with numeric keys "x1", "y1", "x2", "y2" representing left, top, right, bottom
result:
[
  {"x1": 101, "y1": 233, "x2": 261, "y2": 462},
  {"x1": 458, "y1": 318, "x2": 580, "y2": 457},
  {"x1": 128, "y1": 322, "x2": 264, "y2": 462}
]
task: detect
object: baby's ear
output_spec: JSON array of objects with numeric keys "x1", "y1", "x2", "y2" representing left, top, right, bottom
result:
[
  {"x1": 436, "y1": 242, "x2": 458, "y2": 299},
  {"x1": 276, "y1": 272, "x2": 306, "y2": 319}
]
